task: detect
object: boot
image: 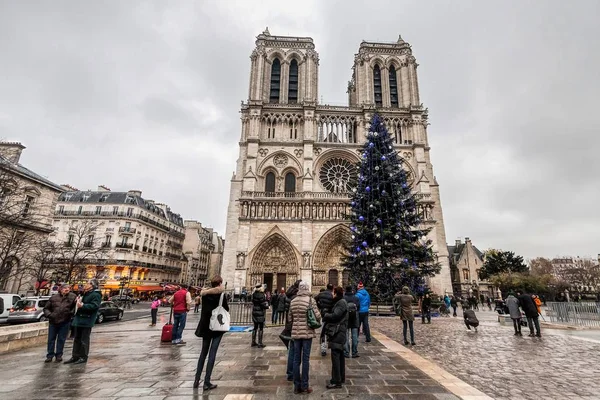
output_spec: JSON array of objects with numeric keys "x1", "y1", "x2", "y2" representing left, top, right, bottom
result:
[
  {"x1": 257, "y1": 329, "x2": 265, "y2": 348},
  {"x1": 251, "y1": 330, "x2": 258, "y2": 347}
]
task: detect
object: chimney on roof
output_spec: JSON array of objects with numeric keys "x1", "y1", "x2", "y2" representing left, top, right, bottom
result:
[
  {"x1": 61, "y1": 184, "x2": 79, "y2": 192},
  {"x1": 465, "y1": 237, "x2": 471, "y2": 243},
  {"x1": 455, "y1": 239, "x2": 461, "y2": 247},
  {"x1": 97, "y1": 185, "x2": 111, "y2": 192},
  {"x1": 0, "y1": 142, "x2": 26, "y2": 164},
  {"x1": 127, "y1": 190, "x2": 142, "y2": 197}
]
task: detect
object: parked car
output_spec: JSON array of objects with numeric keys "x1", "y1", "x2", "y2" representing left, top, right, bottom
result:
[
  {"x1": 96, "y1": 301, "x2": 125, "y2": 323},
  {"x1": 7, "y1": 297, "x2": 50, "y2": 324},
  {"x1": 0, "y1": 293, "x2": 22, "y2": 324}
]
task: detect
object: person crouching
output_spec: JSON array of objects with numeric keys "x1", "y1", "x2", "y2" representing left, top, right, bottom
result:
[{"x1": 464, "y1": 308, "x2": 479, "y2": 332}]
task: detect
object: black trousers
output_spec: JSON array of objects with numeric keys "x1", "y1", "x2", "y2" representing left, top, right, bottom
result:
[
  {"x1": 72, "y1": 327, "x2": 92, "y2": 360},
  {"x1": 512, "y1": 318, "x2": 522, "y2": 333},
  {"x1": 151, "y1": 308, "x2": 158, "y2": 325},
  {"x1": 253, "y1": 322, "x2": 264, "y2": 331},
  {"x1": 330, "y1": 348, "x2": 346, "y2": 385}
]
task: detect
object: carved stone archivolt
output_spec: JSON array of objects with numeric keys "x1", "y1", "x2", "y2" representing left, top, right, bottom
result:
[
  {"x1": 249, "y1": 233, "x2": 299, "y2": 287},
  {"x1": 313, "y1": 225, "x2": 351, "y2": 271},
  {"x1": 273, "y1": 154, "x2": 288, "y2": 168}
]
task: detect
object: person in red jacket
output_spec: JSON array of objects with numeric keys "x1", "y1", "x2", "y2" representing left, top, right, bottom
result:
[{"x1": 169, "y1": 285, "x2": 193, "y2": 345}]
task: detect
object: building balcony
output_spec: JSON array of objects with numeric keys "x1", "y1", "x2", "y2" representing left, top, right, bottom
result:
[
  {"x1": 101, "y1": 242, "x2": 111, "y2": 248},
  {"x1": 119, "y1": 227, "x2": 137, "y2": 235},
  {"x1": 115, "y1": 243, "x2": 133, "y2": 249},
  {"x1": 240, "y1": 191, "x2": 351, "y2": 200},
  {"x1": 134, "y1": 245, "x2": 140, "y2": 250}
]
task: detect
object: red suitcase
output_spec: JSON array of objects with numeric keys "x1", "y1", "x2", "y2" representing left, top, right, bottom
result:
[{"x1": 161, "y1": 305, "x2": 174, "y2": 343}]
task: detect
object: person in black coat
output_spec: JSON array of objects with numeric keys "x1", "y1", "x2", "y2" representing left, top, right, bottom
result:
[
  {"x1": 517, "y1": 291, "x2": 541, "y2": 337},
  {"x1": 284, "y1": 280, "x2": 301, "y2": 381},
  {"x1": 251, "y1": 284, "x2": 268, "y2": 348},
  {"x1": 421, "y1": 293, "x2": 432, "y2": 324},
  {"x1": 271, "y1": 289, "x2": 280, "y2": 324},
  {"x1": 343, "y1": 285, "x2": 360, "y2": 358},
  {"x1": 315, "y1": 284, "x2": 334, "y2": 356},
  {"x1": 323, "y1": 286, "x2": 348, "y2": 389},
  {"x1": 193, "y1": 276, "x2": 229, "y2": 391}
]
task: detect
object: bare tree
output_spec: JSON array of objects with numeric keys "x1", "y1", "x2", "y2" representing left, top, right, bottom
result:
[
  {"x1": 56, "y1": 219, "x2": 108, "y2": 283},
  {"x1": 528, "y1": 257, "x2": 554, "y2": 276},
  {"x1": 559, "y1": 259, "x2": 600, "y2": 289},
  {"x1": 0, "y1": 166, "x2": 53, "y2": 290},
  {"x1": 23, "y1": 240, "x2": 60, "y2": 295}
]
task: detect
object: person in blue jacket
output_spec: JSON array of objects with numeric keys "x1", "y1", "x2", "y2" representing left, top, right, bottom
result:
[{"x1": 355, "y1": 282, "x2": 371, "y2": 342}]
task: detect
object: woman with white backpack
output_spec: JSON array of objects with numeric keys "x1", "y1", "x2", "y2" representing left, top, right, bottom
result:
[{"x1": 193, "y1": 275, "x2": 229, "y2": 391}]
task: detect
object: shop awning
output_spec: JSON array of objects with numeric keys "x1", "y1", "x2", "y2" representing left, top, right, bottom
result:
[
  {"x1": 102, "y1": 285, "x2": 121, "y2": 290},
  {"x1": 136, "y1": 286, "x2": 164, "y2": 292}
]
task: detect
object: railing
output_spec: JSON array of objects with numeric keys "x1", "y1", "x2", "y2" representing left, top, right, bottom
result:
[
  {"x1": 240, "y1": 191, "x2": 350, "y2": 199},
  {"x1": 228, "y1": 302, "x2": 254, "y2": 326},
  {"x1": 115, "y1": 243, "x2": 133, "y2": 249},
  {"x1": 119, "y1": 227, "x2": 137, "y2": 234},
  {"x1": 101, "y1": 242, "x2": 111, "y2": 248},
  {"x1": 370, "y1": 302, "x2": 397, "y2": 316},
  {"x1": 546, "y1": 302, "x2": 600, "y2": 327}
]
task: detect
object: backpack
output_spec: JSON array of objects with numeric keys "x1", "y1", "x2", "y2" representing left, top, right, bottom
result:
[
  {"x1": 209, "y1": 293, "x2": 230, "y2": 332},
  {"x1": 347, "y1": 301, "x2": 357, "y2": 316}
]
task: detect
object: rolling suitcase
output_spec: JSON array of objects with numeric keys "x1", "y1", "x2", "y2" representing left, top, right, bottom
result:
[{"x1": 161, "y1": 305, "x2": 174, "y2": 343}]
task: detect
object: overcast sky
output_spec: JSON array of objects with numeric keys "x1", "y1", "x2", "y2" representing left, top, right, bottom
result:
[{"x1": 1, "y1": 1, "x2": 598, "y2": 259}]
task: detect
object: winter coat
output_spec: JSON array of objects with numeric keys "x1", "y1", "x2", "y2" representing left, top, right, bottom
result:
[
  {"x1": 284, "y1": 283, "x2": 300, "y2": 313},
  {"x1": 421, "y1": 296, "x2": 432, "y2": 312},
  {"x1": 195, "y1": 286, "x2": 229, "y2": 339},
  {"x1": 505, "y1": 295, "x2": 521, "y2": 319},
  {"x1": 395, "y1": 293, "x2": 415, "y2": 321},
  {"x1": 315, "y1": 290, "x2": 334, "y2": 314},
  {"x1": 289, "y1": 289, "x2": 321, "y2": 339},
  {"x1": 517, "y1": 294, "x2": 539, "y2": 318},
  {"x1": 72, "y1": 290, "x2": 102, "y2": 328},
  {"x1": 43, "y1": 292, "x2": 77, "y2": 325},
  {"x1": 343, "y1": 292, "x2": 360, "y2": 329},
  {"x1": 355, "y1": 288, "x2": 371, "y2": 313},
  {"x1": 252, "y1": 289, "x2": 268, "y2": 324},
  {"x1": 464, "y1": 309, "x2": 479, "y2": 324},
  {"x1": 277, "y1": 294, "x2": 287, "y2": 313},
  {"x1": 444, "y1": 296, "x2": 451, "y2": 308},
  {"x1": 271, "y1": 293, "x2": 280, "y2": 309},
  {"x1": 323, "y1": 297, "x2": 348, "y2": 350}
]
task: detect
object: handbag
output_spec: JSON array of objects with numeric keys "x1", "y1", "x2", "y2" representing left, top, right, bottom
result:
[
  {"x1": 307, "y1": 297, "x2": 321, "y2": 329},
  {"x1": 209, "y1": 293, "x2": 230, "y2": 332}
]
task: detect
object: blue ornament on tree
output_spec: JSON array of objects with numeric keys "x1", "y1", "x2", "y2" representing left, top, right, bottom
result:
[
  {"x1": 359, "y1": 216, "x2": 365, "y2": 221},
  {"x1": 351, "y1": 201, "x2": 355, "y2": 206},
  {"x1": 377, "y1": 218, "x2": 382, "y2": 224},
  {"x1": 369, "y1": 142, "x2": 374, "y2": 148},
  {"x1": 365, "y1": 186, "x2": 371, "y2": 192},
  {"x1": 381, "y1": 155, "x2": 386, "y2": 160},
  {"x1": 362, "y1": 241, "x2": 368, "y2": 247}
]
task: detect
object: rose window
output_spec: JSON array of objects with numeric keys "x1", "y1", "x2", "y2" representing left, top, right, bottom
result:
[{"x1": 319, "y1": 157, "x2": 357, "y2": 194}]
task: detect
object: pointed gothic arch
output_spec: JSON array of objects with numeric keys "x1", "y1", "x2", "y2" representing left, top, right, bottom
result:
[
  {"x1": 312, "y1": 224, "x2": 351, "y2": 287},
  {"x1": 248, "y1": 231, "x2": 300, "y2": 288}
]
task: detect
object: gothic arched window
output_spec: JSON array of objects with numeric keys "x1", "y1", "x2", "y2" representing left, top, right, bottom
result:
[
  {"x1": 284, "y1": 172, "x2": 296, "y2": 193},
  {"x1": 265, "y1": 172, "x2": 276, "y2": 193},
  {"x1": 270, "y1": 58, "x2": 281, "y2": 103},
  {"x1": 288, "y1": 59, "x2": 298, "y2": 103},
  {"x1": 373, "y1": 64, "x2": 382, "y2": 107},
  {"x1": 389, "y1": 65, "x2": 399, "y2": 107}
]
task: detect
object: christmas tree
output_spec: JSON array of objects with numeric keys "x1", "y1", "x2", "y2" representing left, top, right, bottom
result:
[{"x1": 344, "y1": 114, "x2": 440, "y2": 299}]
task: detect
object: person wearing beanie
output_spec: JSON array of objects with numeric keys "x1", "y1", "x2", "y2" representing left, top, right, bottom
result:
[
  {"x1": 290, "y1": 280, "x2": 321, "y2": 394},
  {"x1": 355, "y1": 282, "x2": 371, "y2": 342},
  {"x1": 506, "y1": 291, "x2": 522, "y2": 336},
  {"x1": 64, "y1": 279, "x2": 102, "y2": 364},
  {"x1": 251, "y1": 283, "x2": 268, "y2": 348},
  {"x1": 395, "y1": 286, "x2": 416, "y2": 346}
]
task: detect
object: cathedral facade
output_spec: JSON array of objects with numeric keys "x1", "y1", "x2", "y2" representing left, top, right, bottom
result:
[{"x1": 221, "y1": 29, "x2": 452, "y2": 295}]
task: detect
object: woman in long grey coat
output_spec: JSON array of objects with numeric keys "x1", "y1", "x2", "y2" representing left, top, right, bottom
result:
[
  {"x1": 505, "y1": 291, "x2": 522, "y2": 336},
  {"x1": 395, "y1": 286, "x2": 416, "y2": 346}
]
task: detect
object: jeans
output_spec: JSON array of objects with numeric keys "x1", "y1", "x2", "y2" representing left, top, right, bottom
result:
[
  {"x1": 286, "y1": 341, "x2": 295, "y2": 379},
  {"x1": 72, "y1": 326, "x2": 92, "y2": 360},
  {"x1": 512, "y1": 318, "x2": 522, "y2": 333},
  {"x1": 172, "y1": 312, "x2": 187, "y2": 343},
  {"x1": 344, "y1": 328, "x2": 359, "y2": 357},
  {"x1": 452, "y1": 306, "x2": 457, "y2": 316},
  {"x1": 195, "y1": 334, "x2": 223, "y2": 384},
  {"x1": 272, "y1": 309, "x2": 278, "y2": 324},
  {"x1": 47, "y1": 321, "x2": 70, "y2": 358},
  {"x1": 330, "y1": 348, "x2": 346, "y2": 385},
  {"x1": 194, "y1": 304, "x2": 200, "y2": 313},
  {"x1": 358, "y1": 312, "x2": 371, "y2": 341},
  {"x1": 421, "y1": 309, "x2": 431, "y2": 323},
  {"x1": 527, "y1": 316, "x2": 541, "y2": 335},
  {"x1": 402, "y1": 320, "x2": 414, "y2": 343},
  {"x1": 279, "y1": 311, "x2": 286, "y2": 324},
  {"x1": 293, "y1": 338, "x2": 312, "y2": 391},
  {"x1": 151, "y1": 308, "x2": 158, "y2": 325}
]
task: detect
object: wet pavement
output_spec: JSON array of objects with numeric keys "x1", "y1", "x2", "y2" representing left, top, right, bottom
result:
[
  {"x1": 371, "y1": 309, "x2": 600, "y2": 400},
  {"x1": 0, "y1": 311, "x2": 458, "y2": 400}
]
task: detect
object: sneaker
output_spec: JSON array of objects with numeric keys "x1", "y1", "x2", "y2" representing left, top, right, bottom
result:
[
  {"x1": 535, "y1": 333, "x2": 542, "y2": 337},
  {"x1": 411, "y1": 342, "x2": 416, "y2": 346},
  {"x1": 44, "y1": 357, "x2": 53, "y2": 363},
  {"x1": 344, "y1": 354, "x2": 350, "y2": 358},
  {"x1": 177, "y1": 341, "x2": 187, "y2": 345},
  {"x1": 326, "y1": 383, "x2": 343, "y2": 389},
  {"x1": 352, "y1": 354, "x2": 360, "y2": 358},
  {"x1": 55, "y1": 357, "x2": 63, "y2": 362},
  {"x1": 304, "y1": 387, "x2": 313, "y2": 394}
]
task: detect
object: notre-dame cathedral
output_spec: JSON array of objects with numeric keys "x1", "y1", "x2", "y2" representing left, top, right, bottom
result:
[{"x1": 221, "y1": 28, "x2": 452, "y2": 295}]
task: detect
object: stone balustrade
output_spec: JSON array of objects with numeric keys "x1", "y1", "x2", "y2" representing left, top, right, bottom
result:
[{"x1": 0, "y1": 322, "x2": 48, "y2": 354}]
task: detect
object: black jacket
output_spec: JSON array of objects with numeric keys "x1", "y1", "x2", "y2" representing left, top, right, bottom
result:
[
  {"x1": 195, "y1": 287, "x2": 229, "y2": 338},
  {"x1": 343, "y1": 292, "x2": 360, "y2": 329},
  {"x1": 315, "y1": 290, "x2": 334, "y2": 314},
  {"x1": 463, "y1": 309, "x2": 479, "y2": 324},
  {"x1": 43, "y1": 292, "x2": 77, "y2": 325},
  {"x1": 252, "y1": 290, "x2": 268, "y2": 323},
  {"x1": 422, "y1": 297, "x2": 432, "y2": 312},
  {"x1": 518, "y1": 294, "x2": 539, "y2": 318},
  {"x1": 323, "y1": 297, "x2": 348, "y2": 350}
]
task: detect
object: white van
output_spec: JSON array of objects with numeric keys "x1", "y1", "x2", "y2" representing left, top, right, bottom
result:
[{"x1": 0, "y1": 293, "x2": 22, "y2": 324}]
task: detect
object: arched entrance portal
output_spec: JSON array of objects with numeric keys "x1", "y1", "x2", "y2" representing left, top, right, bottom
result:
[
  {"x1": 313, "y1": 224, "x2": 351, "y2": 288},
  {"x1": 249, "y1": 233, "x2": 299, "y2": 292}
]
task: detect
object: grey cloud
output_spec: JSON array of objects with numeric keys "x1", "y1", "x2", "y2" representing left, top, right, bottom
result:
[{"x1": 1, "y1": 0, "x2": 599, "y2": 258}]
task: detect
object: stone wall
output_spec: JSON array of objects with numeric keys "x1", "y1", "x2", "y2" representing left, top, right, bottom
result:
[{"x1": 0, "y1": 322, "x2": 48, "y2": 354}]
